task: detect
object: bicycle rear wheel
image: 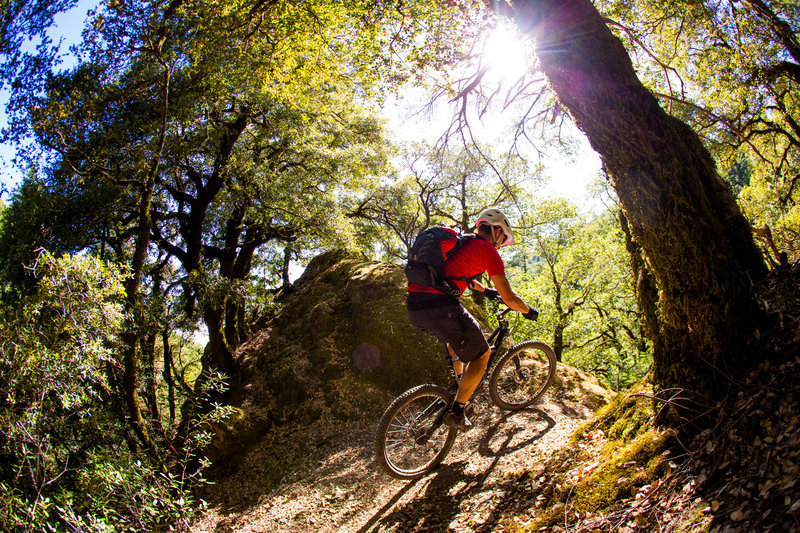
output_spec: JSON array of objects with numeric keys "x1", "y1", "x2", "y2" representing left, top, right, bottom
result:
[
  {"x1": 489, "y1": 340, "x2": 557, "y2": 410},
  {"x1": 374, "y1": 384, "x2": 457, "y2": 479}
]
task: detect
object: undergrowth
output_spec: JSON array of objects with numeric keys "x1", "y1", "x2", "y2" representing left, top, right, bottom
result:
[
  {"x1": 497, "y1": 381, "x2": 691, "y2": 532},
  {"x1": 493, "y1": 355, "x2": 800, "y2": 532}
]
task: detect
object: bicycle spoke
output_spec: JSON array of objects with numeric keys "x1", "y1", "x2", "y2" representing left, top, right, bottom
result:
[
  {"x1": 376, "y1": 385, "x2": 456, "y2": 478},
  {"x1": 489, "y1": 341, "x2": 556, "y2": 410},
  {"x1": 385, "y1": 438, "x2": 404, "y2": 447}
]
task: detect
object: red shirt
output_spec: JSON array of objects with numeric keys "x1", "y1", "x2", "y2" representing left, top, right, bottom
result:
[{"x1": 408, "y1": 236, "x2": 505, "y2": 296}]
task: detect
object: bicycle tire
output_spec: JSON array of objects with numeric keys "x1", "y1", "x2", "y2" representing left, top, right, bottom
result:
[
  {"x1": 488, "y1": 340, "x2": 557, "y2": 410},
  {"x1": 374, "y1": 384, "x2": 457, "y2": 480}
]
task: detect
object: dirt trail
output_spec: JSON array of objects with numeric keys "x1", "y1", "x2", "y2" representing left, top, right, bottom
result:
[{"x1": 191, "y1": 388, "x2": 597, "y2": 533}]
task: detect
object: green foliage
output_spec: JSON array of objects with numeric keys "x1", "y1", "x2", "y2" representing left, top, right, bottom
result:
[
  {"x1": 739, "y1": 160, "x2": 800, "y2": 265},
  {"x1": 596, "y1": 0, "x2": 800, "y2": 264},
  {"x1": 0, "y1": 0, "x2": 77, "y2": 95},
  {"x1": 1, "y1": 0, "x2": 483, "y2": 376},
  {"x1": 0, "y1": 2, "x2": 389, "y2": 388},
  {"x1": 348, "y1": 143, "x2": 540, "y2": 261},
  {"x1": 1, "y1": 250, "x2": 125, "y2": 415},
  {"x1": 0, "y1": 174, "x2": 122, "y2": 293},
  {"x1": 0, "y1": 251, "x2": 229, "y2": 531},
  {"x1": 504, "y1": 198, "x2": 650, "y2": 390},
  {"x1": 0, "y1": 250, "x2": 123, "y2": 529},
  {"x1": 725, "y1": 150, "x2": 751, "y2": 196}
]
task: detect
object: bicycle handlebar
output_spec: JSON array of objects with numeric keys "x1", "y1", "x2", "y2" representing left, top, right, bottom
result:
[
  {"x1": 495, "y1": 305, "x2": 538, "y2": 321},
  {"x1": 495, "y1": 306, "x2": 514, "y2": 320}
]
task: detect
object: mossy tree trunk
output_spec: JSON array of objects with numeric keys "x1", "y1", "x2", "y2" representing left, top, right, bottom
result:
[
  {"x1": 548, "y1": 263, "x2": 583, "y2": 363},
  {"x1": 510, "y1": 0, "x2": 768, "y2": 405},
  {"x1": 121, "y1": 158, "x2": 161, "y2": 463},
  {"x1": 619, "y1": 212, "x2": 659, "y2": 350}
]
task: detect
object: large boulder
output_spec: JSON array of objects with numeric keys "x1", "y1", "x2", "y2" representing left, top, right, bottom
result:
[{"x1": 211, "y1": 250, "x2": 478, "y2": 461}]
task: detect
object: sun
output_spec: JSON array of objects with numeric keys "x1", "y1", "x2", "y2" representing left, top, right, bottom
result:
[{"x1": 480, "y1": 21, "x2": 532, "y2": 85}]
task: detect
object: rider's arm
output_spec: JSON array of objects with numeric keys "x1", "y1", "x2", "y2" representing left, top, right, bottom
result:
[
  {"x1": 470, "y1": 279, "x2": 500, "y2": 301},
  {"x1": 470, "y1": 279, "x2": 487, "y2": 292},
  {"x1": 490, "y1": 274, "x2": 531, "y2": 314}
]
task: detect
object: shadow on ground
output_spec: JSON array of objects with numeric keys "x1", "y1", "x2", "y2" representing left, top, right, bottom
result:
[{"x1": 358, "y1": 407, "x2": 556, "y2": 532}]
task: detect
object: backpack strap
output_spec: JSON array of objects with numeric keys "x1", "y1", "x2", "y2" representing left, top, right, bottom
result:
[{"x1": 440, "y1": 275, "x2": 480, "y2": 297}]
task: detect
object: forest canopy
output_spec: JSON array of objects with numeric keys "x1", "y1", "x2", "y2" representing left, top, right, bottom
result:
[{"x1": 0, "y1": 0, "x2": 797, "y2": 530}]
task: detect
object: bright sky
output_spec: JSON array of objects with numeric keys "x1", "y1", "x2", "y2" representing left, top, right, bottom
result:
[
  {"x1": 0, "y1": 4, "x2": 602, "y2": 206},
  {"x1": 380, "y1": 20, "x2": 602, "y2": 208},
  {"x1": 0, "y1": 0, "x2": 97, "y2": 201}
]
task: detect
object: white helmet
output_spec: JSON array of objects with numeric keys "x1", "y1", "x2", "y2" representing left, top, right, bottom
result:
[{"x1": 475, "y1": 207, "x2": 514, "y2": 246}]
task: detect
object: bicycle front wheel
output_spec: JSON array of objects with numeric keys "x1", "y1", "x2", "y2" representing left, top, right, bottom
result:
[
  {"x1": 489, "y1": 340, "x2": 557, "y2": 410},
  {"x1": 374, "y1": 384, "x2": 457, "y2": 480}
]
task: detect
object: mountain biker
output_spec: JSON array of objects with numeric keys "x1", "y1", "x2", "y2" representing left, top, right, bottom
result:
[{"x1": 406, "y1": 207, "x2": 538, "y2": 430}]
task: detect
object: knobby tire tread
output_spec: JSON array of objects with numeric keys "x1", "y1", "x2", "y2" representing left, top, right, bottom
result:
[
  {"x1": 488, "y1": 340, "x2": 557, "y2": 411},
  {"x1": 374, "y1": 384, "x2": 457, "y2": 480}
]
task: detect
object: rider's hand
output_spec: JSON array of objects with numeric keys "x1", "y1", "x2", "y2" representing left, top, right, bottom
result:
[
  {"x1": 523, "y1": 306, "x2": 539, "y2": 320},
  {"x1": 483, "y1": 288, "x2": 501, "y2": 301}
]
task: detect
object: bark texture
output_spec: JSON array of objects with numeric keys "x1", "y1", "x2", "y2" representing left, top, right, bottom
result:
[{"x1": 511, "y1": 0, "x2": 767, "y2": 402}]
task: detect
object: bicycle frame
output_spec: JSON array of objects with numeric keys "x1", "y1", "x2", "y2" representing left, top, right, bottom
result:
[
  {"x1": 411, "y1": 307, "x2": 515, "y2": 444},
  {"x1": 405, "y1": 307, "x2": 524, "y2": 447}
]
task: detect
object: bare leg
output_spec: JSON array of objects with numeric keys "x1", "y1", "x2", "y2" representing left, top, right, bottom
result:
[{"x1": 455, "y1": 350, "x2": 491, "y2": 404}]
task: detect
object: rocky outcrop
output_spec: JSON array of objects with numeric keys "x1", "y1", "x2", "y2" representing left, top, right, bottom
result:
[
  {"x1": 208, "y1": 251, "x2": 457, "y2": 461},
  {"x1": 207, "y1": 250, "x2": 613, "y2": 465}
]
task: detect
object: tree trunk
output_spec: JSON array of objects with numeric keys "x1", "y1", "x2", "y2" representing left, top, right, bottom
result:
[
  {"x1": 510, "y1": 0, "x2": 767, "y2": 404},
  {"x1": 203, "y1": 305, "x2": 236, "y2": 377},
  {"x1": 121, "y1": 168, "x2": 161, "y2": 461},
  {"x1": 120, "y1": 59, "x2": 171, "y2": 464},
  {"x1": 552, "y1": 318, "x2": 565, "y2": 362},
  {"x1": 282, "y1": 245, "x2": 292, "y2": 287},
  {"x1": 162, "y1": 329, "x2": 176, "y2": 423},
  {"x1": 619, "y1": 212, "x2": 659, "y2": 345},
  {"x1": 142, "y1": 333, "x2": 159, "y2": 421}
]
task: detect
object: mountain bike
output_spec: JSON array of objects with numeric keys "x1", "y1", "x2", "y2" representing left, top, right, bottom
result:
[{"x1": 374, "y1": 306, "x2": 557, "y2": 480}]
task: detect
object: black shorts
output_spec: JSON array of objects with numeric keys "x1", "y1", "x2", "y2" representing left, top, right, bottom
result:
[{"x1": 406, "y1": 293, "x2": 490, "y2": 363}]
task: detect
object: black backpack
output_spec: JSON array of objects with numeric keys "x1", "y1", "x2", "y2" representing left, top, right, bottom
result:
[{"x1": 404, "y1": 226, "x2": 477, "y2": 297}]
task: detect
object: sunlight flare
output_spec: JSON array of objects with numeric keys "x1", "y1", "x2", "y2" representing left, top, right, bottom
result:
[{"x1": 480, "y1": 22, "x2": 532, "y2": 84}]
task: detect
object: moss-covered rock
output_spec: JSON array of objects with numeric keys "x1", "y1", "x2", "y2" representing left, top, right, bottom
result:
[
  {"x1": 211, "y1": 250, "x2": 477, "y2": 462},
  {"x1": 508, "y1": 382, "x2": 677, "y2": 532},
  {"x1": 550, "y1": 363, "x2": 617, "y2": 411}
]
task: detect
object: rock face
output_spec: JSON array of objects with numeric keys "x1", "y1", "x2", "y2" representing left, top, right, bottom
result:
[{"x1": 212, "y1": 251, "x2": 458, "y2": 461}]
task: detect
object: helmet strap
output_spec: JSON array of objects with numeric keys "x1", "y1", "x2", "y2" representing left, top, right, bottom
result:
[{"x1": 491, "y1": 226, "x2": 503, "y2": 247}]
